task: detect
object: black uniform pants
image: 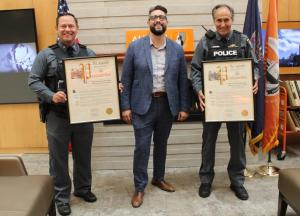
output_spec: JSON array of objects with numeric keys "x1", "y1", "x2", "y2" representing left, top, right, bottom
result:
[
  {"x1": 46, "y1": 111, "x2": 93, "y2": 204},
  {"x1": 200, "y1": 122, "x2": 246, "y2": 186}
]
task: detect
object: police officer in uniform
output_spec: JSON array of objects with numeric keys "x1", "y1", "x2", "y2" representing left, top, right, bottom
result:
[
  {"x1": 191, "y1": 4, "x2": 258, "y2": 200},
  {"x1": 29, "y1": 13, "x2": 97, "y2": 215}
]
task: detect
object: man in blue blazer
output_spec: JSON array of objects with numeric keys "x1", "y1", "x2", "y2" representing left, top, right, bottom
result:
[{"x1": 121, "y1": 5, "x2": 190, "y2": 208}]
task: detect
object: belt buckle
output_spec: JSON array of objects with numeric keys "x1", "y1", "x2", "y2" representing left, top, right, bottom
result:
[
  {"x1": 152, "y1": 92, "x2": 165, "y2": 97},
  {"x1": 153, "y1": 92, "x2": 160, "y2": 97}
]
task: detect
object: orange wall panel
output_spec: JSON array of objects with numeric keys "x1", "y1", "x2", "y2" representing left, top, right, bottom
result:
[
  {"x1": 0, "y1": 0, "x2": 33, "y2": 9},
  {"x1": 263, "y1": 0, "x2": 300, "y2": 21}
]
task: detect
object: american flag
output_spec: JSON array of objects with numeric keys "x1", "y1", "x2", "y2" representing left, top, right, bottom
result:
[{"x1": 57, "y1": 0, "x2": 69, "y2": 15}]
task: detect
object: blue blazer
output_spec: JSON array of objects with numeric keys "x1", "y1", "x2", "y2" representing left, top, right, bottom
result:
[{"x1": 121, "y1": 36, "x2": 190, "y2": 116}]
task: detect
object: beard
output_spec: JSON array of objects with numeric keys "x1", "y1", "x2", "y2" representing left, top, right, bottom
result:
[{"x1": 150, "y1": 23, "x2": 167, "y2": 36}]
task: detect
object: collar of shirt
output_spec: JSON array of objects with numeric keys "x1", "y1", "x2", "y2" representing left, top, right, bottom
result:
[
  {"x1": 149, "y1": 37, "x2": 166, "y2": 50},
  {"x1": 215, "y1": 30, "x2": 233, "y2": 42},
  {"x1": 58, "y1": 40, "x2": 79, "y2": 54}
]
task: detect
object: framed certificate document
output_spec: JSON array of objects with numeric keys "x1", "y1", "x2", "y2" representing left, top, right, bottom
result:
[
  {"x1": 202, "y1": 58, "x2": 254, "y2": 122},
  {"x1": 64, "y1": 55, "x2": 121, "y2": 124}
]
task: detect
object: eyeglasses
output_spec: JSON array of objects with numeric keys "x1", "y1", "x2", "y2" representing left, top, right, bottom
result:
[{"x1": 149, "y1": 15, "x2": 167, "y2": 21}]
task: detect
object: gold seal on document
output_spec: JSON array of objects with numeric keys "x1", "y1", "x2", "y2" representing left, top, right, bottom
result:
[
  {"x1": 241, "y1": 110, "x2": 248, "y2": 116},
  {"x1": 106, "y1": 108, "x2": 113, "y2": 115}
]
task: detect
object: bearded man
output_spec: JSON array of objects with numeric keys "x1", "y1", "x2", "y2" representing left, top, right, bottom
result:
[{"x1": 120, "y1": 5, "x2": 190, "y2": 208}]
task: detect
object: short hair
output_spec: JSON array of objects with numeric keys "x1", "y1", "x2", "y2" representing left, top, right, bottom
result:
[
  {"x1": 56, "y1": 12, "x2": 78, "y2": 27},
  {"x1": 148, "y1": 5, "x2": 168, "y2": 15},
  {"x1": 212, "y1": 4, "x2": 234, "y2": 20}
]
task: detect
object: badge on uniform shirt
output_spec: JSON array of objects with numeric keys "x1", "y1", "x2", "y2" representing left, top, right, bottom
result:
[{"x1": 228, "y1": 44, "x2": 238, "y2": 48}]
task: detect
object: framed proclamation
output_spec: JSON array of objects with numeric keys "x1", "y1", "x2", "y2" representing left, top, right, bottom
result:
[
  {"x1": 202, "y1": 58, "x2": 254, "y2": 122},
  {"x1": 64, "y1": 56, "x2": 121, "y2": 124}
]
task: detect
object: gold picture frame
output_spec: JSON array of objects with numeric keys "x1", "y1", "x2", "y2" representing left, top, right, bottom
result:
[
  {"x1": 202, "y1": 58, "x2": 254, "y2": 122},
  {"x1": 64, "y1": 55, "x2": 120, "y2": 124}
]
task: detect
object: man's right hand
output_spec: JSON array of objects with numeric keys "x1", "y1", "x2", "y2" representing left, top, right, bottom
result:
[
  {"x1": 122, "y1": 109, "x2": 132, "y2": 124},
  {"x1": 198, "y1": 90, "x2": 205, "y2": 111},
  {"x1": 52, "y1": 91, "x2": 67, "y2": 103}
]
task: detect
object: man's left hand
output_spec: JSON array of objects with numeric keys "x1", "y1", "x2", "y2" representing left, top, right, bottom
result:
[
  {"x1": 177, "y1": 111, "x2": 189, "y2": 121},
  {"x1": 118, "y1": 83, "x2": 124, "y2": 93}
]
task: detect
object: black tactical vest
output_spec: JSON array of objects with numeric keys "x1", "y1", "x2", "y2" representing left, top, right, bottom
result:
[
  {"x1": 47, "y1": 43, "x2": 88, "y2": 118},
  {"x1": 204, "y1": 30, "x2": 246, "y2": 61}
]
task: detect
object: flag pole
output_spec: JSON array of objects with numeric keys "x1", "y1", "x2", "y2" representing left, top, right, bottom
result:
[
  {"x1": 243, "y1": 125, "x2": 255, "y2": 178},
  {"x1": 256, "y1": 150, "x2": 280, "y2": 176}
]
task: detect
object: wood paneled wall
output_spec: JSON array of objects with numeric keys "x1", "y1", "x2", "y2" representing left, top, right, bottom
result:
[
  {"x1": 0, "y1": 0, "x2": 57, "y2": 152},
  {"x1": 262, "y1": 0, "x2": 300, "y2": 21},
  {"x1": 68, "y1": 0, "x2": 299, "y2": 54},
  {"x1": 68, "y1": 0, "x2": 252, "y2": 54}
]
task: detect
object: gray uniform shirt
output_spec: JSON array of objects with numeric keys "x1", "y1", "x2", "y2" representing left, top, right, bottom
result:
[
  {"x1": 191, "y1": 30, "x2": 259, "y2": 93},
  {"x1": 28, "y1": 42, "x2": 95, "y2": 103}
]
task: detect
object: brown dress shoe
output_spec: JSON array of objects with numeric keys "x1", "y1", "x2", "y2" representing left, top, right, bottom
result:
[
  {"x1": 131, "y1": 191, "x2": 144, "y2": 208},
  {"x1": 151, "y1": 179, "x2": 175, "y2": 192}
]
